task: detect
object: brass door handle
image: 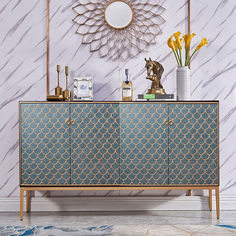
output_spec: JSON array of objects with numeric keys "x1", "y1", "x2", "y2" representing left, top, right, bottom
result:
[
  {"x1": 71, "y1": 119, "x2": 76, "y2": 125},
  {"x1": 164, "y1": 120, "x2": 174, "y2": 126},
  {"x1": 65, "y1": 119, "x2": 71, "y2": 126},
  {"x1": 164, "y1": 120, "x2": 169, "y2": 126},
  {"x1": 66, "y1": 119, "x2": 76, "y2": 126}
]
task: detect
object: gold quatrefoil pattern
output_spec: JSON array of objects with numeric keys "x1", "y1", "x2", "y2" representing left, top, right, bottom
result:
[
  {"x1": 20, "y1": 102, "x2": 218, "y2": 186},
  {"x1": 119, "y1": 104, "x2": 169, "y2": 186},
  {"x1": 168, "y1": 103, "x2": 218, "y2": 185},
  {"x1": 70, "y1": 103, "x2": 120, "y2": 185},
  {"x1": 20, "y1": 104, "x2": 71, "y2": 185}
]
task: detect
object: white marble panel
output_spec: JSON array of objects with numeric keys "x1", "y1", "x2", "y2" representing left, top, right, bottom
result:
[{"x1": 190, "y1": 0, "x2": 236, "y2": 196}]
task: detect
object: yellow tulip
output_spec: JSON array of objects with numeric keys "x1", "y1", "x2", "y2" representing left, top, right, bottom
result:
[
  {"x1": 196, "y1": 37, "x2": 208, "y2": 50},
  {"x1": 173, "y1": 31, "x2": 183, "y2": 49},
  {"x1": 183, "y1": 33, "x2": 196, "y2": 49},
  {"x1": 178, "y1": 38, "x2": 184, "y2": 50},
  {"x1": 173, "y1": 40, "x2": 179, "y2": 50},
  {"x1": 173, "y1": 31, "x2": 181, "y2": 39},
  {"x1": 167, "y1": 36, "x2": 177, "y2": 51}
]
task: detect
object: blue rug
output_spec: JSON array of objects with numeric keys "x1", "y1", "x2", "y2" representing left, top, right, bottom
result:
[
  {"x1": 1, "y1": 225, "x2": 236, "y2": 235},
  {"x1": 216, "y1": 225, "x2": 236, "y2": 230},
  {"x1": 0, "y1": 226, "x2": 113, "y2": 236}
]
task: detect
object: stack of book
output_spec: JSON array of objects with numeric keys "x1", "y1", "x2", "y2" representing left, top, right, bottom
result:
[{"x1": 137, "y1": 94, "x2": 174, "y2": 101}]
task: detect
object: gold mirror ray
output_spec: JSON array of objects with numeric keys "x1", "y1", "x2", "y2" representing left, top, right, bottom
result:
[{"x1": 72, "y1": 0, "x2": 166, "y2": 62}]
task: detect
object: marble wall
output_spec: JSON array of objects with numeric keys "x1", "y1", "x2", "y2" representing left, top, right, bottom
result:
[{"x1": 0, "y1": 0, "x2": 235, "y2": 197}]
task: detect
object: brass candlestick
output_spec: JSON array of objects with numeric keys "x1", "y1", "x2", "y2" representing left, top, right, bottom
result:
[
  {"x1": 55, "y1": 65, "x2": 63, "y2": 96},
  {"x1": 63, "y1": 66, "x2": 71, "y2": 101},
  {"x1": 47, "y1": 95, "x2": 64, "y2": 101}
]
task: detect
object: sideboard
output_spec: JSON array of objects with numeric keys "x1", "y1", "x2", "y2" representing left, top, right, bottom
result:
[{"x1": 19, "y1": 101, "x2": 219, "y2": 220}]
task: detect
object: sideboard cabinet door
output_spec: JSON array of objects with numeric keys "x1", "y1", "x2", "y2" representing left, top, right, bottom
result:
[
  {"x1": 70, "y1": 103, "x2": 120, "y2": 185},
  {"x1": 168, "y1": 103, "x2": 218, "y2": 185},
  {"x1": 20, "y1": 103, "x2": 71, "y2": 185},
  {"x1": 120, "y1": 104, "x2": 169, "y2": 186}
]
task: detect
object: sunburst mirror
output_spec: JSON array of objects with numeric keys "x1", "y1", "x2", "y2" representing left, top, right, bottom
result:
[{"x1": 72, "y1": 0, "x2": 165, "y2": 60}]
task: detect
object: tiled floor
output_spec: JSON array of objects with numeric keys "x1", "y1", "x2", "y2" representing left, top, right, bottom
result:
[
  {"x1": 0, "y1": 211, "x2": 236, "y2": 235},
  {"x1": 1, "y1": 211, "x2": 236, "y2": 226}
]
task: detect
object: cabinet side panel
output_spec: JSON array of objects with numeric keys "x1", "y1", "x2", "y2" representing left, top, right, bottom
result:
[
  {"x1": 168, "y1": 103, "x2": 218, "y2": 185},
  {"x1": 70, "y1": 103, "x2": 120, "y2": 185},
  {"x1": 20, "y1": 103, "x2": 71, "y2": 185},
  {"x1": 120, "y1": 103, "x2": 169, "y2": 186}
]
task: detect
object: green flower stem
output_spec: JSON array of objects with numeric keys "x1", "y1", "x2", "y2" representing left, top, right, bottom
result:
[
  {"x1": 185, "y1": 48, "x2": 189, "y2": 66},
  {"x1": 173, "y1": 50, "x2": 180, "y2": 66},
  {"x1": 188, "y1": 49, "x2": 197, "y2": 65},
  {"x1": 175, "y1": 49, "x2": 181, "y2": 66},
  {"x1": 179, "y1": 48, "x2": 183, "y2": 66}
]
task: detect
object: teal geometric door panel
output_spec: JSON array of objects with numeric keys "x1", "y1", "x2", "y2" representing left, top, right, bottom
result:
[
  {"x1": 70, "y1": 103, "x2": 120, "y2": 185},
  {"x1": 20, "y1": 103, "x2": 71, "y2": 185},
  {"x1": 168, "y1": 103, "x2": 218, "y2": 185},
  {"x1": 120, "y1": 103, "x2": 169, "y2": 186},
  {"x1": 20, "y1": 102, "x2": 219, "y2": 188}
]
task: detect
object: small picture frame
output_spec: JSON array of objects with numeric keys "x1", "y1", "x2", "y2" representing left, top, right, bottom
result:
[{"x1": 73, "y1": 77, "x2": 93, "y2": 100}]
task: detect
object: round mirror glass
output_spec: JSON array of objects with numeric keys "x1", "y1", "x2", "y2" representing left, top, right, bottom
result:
[{"x1": 105, "y1": 1, "x2": 133, "y2": 29}]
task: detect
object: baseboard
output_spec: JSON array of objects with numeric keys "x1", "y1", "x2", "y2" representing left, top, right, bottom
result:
[{"x1": 0, "y1": 196, "x2": 236, "y2": 212}]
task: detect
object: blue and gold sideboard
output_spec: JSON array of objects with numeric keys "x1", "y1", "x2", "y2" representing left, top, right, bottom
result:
[{"x1": 19, "y1": 101, "x2": 219, "y2": 220}]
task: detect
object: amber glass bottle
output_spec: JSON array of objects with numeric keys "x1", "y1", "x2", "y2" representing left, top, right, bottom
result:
[{"x1": 122, "y1": 69, "x2": 133, "y2": 101}]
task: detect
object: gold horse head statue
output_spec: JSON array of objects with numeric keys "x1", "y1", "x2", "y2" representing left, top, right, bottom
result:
[{"x1": 145, "y1": 58, "x2": 166, "y2": 94}]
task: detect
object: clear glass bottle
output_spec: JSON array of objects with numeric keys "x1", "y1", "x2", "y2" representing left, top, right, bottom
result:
[{"x1": 122, "y1": 69, "x2": 133, "y2": 101}]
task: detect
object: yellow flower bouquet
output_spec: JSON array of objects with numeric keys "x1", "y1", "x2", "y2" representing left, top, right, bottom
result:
[{"x1": 167, "y1": 31, "x2": 208, "y2": 66}]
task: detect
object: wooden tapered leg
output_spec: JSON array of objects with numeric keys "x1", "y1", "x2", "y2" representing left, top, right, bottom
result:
[
  {"x1": 209, "y1": 189, "x2": 212, "y2": 211},
  {"x1": 20, "y1": 188, "x2": 24, "y2": 221},
  {"x1": 187, "y1": 190, "x2": 191, "y2": 196},
  {"x1": 216, "y1": 187, "x2": 220, "y2": 219},
  {"x1": 26, "y1": 191, "x2": 30, "y2": 213},
  {"x1": 46, "y1": 191, "x2": 50, "y2": 197}
]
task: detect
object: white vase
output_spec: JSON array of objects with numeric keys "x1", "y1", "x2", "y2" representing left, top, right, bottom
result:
[{"x1": 176, "y1": 66, "x2": 191, "y2": 100}]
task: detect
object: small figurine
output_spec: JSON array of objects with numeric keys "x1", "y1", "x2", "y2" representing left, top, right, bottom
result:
[{"x1": 145, "y1": 58, "x2": 166, "y2": 94}]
